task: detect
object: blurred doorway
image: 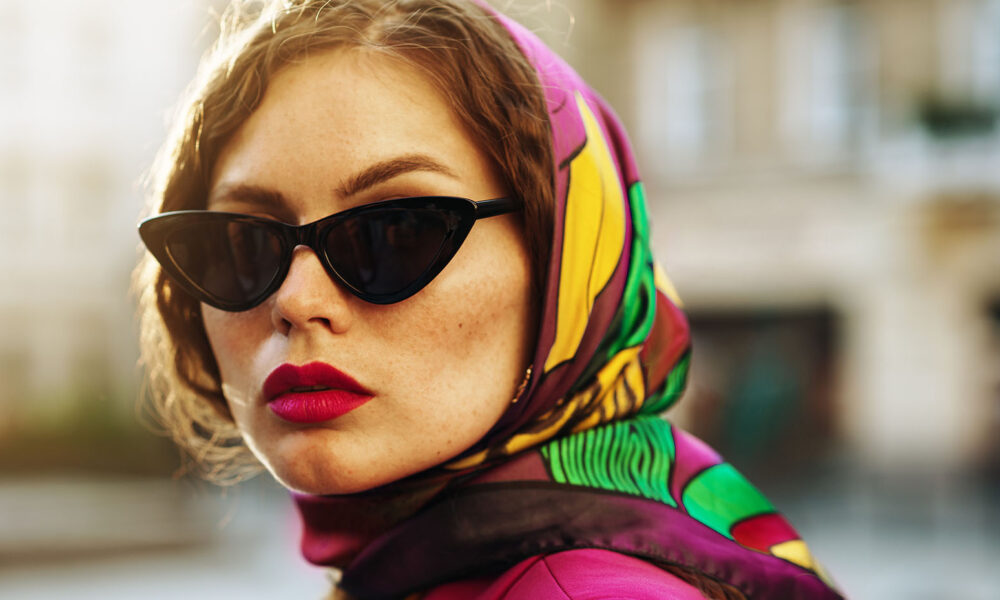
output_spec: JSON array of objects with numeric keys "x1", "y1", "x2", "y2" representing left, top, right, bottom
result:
[{"x1": 683, "y1": 308, "x2": 841, "y2": 479}]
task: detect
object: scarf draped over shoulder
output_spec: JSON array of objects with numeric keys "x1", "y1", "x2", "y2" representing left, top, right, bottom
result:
[{"x1": 294, "y1": 5, "x2": 844, "y2": 600}]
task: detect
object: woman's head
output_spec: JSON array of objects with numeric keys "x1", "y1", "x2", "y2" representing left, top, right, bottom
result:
[{"x1": 136, "y1": 0, "x2": 554, "y2": 489}]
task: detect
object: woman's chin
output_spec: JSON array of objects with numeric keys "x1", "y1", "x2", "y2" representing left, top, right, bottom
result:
[
  {"x1": 253, "y1": 434, "x2": 400, "y2": 496},
  {"x1": 267, "y1": 457, "x2": 384, "y2": 496},
  {"x1": 243, "y1": 415, "x2": 488, "y2": 495}
]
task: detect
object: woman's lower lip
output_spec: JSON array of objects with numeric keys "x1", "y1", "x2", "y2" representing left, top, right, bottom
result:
[{"x1": 268, "y1": 389, "x2": 373, "y2": 424}]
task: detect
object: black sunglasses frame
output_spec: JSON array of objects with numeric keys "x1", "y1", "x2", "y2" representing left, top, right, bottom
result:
[{"x1": 139, "y1": 196, "x2": 518, "y2": 311}]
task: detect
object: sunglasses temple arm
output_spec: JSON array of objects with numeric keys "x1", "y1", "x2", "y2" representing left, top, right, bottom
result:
[{"x1": 474, "y1": 197, "x2": 519, "y2": 219}]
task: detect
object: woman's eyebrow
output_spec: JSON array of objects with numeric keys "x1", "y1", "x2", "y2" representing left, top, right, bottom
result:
[
  {"x1": 336, "y1": 154, "x2": 459, "y2": 198},
  {"x1": 207, "y1": 184, "x2": 288, "y2": 211},
  {"x1": 208, "y1": 154, "x2": 458, "y2": 209}
]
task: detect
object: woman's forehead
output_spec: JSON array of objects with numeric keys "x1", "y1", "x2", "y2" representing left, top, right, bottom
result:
[
  {"x1": 222, "y1": 50, "x2": 451, "y2": 155},
  {"x1": 207, "y1": 49, "x2": 494, "y2": 214}
]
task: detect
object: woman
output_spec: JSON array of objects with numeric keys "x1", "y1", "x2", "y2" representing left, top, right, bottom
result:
[{"x1": 135, "y1": 1, "x2": 844, "y2": 598}]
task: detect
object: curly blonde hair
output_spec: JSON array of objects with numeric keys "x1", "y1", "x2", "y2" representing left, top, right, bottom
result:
[{"x1": 133, "y1": 0, "x2": 554, "y2": 485}]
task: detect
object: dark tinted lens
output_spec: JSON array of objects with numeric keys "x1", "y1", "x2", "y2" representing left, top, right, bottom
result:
[
  {"x1": 323, "y1": 207, "x2": 458, "y2": 296},
  {"x1": 165, "y1": 219, "x2": 283, "y2": 303}
]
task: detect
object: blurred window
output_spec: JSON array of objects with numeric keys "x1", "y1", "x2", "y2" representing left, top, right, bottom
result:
[
  {"x1": 74, "y1": 7, "x2": 114, "y2": 102},
  {"x1": 0, "y1": 349, "x2": 29, "y2": 402},
  {"x1": 661, "y1": 27, "x2": 724, "y2": 156},
  {"x1": 780, "y1": 1, "x2": 866, "y2": 161},
  {"x1": 971, "y1": 0, "x2": 1000, "y2": 103},
  {"x1": 940, "y1": 0, "x2": 1000, "y2": 105},
  {"x1": 635, "y1": 16, "x2": 731, "y2": 173},
  {"x1": 61, "y1": 158, "x2": 116, "y2": 244},
  {"x1": 0, "y1": 324, "x2": 31, "y2": 433},
  {"x1": 0, "y1": 4, "x2": 25, "y2": 88},
  {"x1": 71, "y1": 311, "x2": 112, "y2": 394},
  {"x1": 0, "y1": 154, "x2": 32, "y2": 236}
]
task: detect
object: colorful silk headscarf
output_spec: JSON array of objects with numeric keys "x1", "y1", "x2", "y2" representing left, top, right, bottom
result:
[{"x1": 294, "y1": 5, "x2": 843, "y2": 599}]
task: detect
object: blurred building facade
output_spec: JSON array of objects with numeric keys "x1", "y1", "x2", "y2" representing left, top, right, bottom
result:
[
  {"x1": 0, "y1": 0, "x2": 997, "y2": 479},
  {"x1": 514, "y1": 0, "x2": 1000, "y2": 474},
  {"x1": 0, "y1": 1, "x2": 212, "y2": 439}
]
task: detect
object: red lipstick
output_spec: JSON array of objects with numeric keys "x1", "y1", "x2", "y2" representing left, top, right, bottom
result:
[{"x1": 263, "y1": 362, "x2": 373, "y2": 424}]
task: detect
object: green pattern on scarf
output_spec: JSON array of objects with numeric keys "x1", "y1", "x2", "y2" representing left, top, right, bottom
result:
[
  {"x1": 681, "y1": 463, "x2": 776, "y2": 538},
  {"x1": 541, "y1": 415, "x2": 677, "y2": 507}
]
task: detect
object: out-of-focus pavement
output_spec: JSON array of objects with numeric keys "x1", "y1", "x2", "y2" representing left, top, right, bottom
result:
[
  {"x1": 0, "y1": 476, "x2": 329, "y2": 599},
  {"x1": 771, "y1": 468, "x2": 1000, "y2": 600},
  {"x1": 1, "y1": 468, "x2": 997, "y2": 599}
]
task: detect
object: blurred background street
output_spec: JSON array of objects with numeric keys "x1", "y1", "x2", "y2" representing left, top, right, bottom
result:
[{"x1": 1, "y1": 0, "x2": 999, "y2": 598}]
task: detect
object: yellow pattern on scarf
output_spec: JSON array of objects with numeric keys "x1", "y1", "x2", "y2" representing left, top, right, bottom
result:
[{"x1": 543, "y1": 92, "x2": 626, "y2": 374}]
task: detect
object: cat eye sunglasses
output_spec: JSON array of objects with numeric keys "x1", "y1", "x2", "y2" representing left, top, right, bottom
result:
[{"x1": 139, "y1": 196, "x2": 518, "y2": 311}]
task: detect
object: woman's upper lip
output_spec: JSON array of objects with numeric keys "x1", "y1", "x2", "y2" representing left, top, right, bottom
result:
[{"x1": 263, "y1": 362, "x2": 371, "y2": 401}]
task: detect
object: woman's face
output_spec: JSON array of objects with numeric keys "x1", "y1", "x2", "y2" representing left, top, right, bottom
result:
[{"x1": 202, "y1": 49, "x2": 536, "y2": 495}]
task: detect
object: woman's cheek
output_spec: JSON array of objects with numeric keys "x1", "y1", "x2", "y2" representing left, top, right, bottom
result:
[
  {"x1": 372, "y1": 267, "x2": 510, "y2": 364},
  {"x1": 201, "y1": 305, "x2": 270, "y2": 400}
]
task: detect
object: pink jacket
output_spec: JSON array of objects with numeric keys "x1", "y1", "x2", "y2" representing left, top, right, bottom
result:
[{"x1": 422, "y1": 549, "x2": 705, "y2": 600}]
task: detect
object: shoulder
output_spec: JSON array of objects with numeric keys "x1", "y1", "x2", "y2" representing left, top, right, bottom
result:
[{"x1": 427, "y1": 549, "x2": 705, "y2": 600}]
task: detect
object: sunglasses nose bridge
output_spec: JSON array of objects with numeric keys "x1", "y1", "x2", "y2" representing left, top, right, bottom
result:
[
  {"x1": 297, "y1": 221, "x2": 329, "y2": 260},
  {"x1": 271, "y1": 222, "x2": 328, "y2": 287},
  {"x1": 289, "y1": 220, "x2": 341, "y2": 284}
]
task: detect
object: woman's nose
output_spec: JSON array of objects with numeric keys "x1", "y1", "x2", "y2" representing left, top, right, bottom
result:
[{"x1": 270, "y1": 245, "x2": 355, "y2": 335}]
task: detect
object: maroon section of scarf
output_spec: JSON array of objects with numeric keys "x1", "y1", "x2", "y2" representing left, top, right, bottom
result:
[{"x1": 334, "y1": 482, "x2": 844, "y2": 600}]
